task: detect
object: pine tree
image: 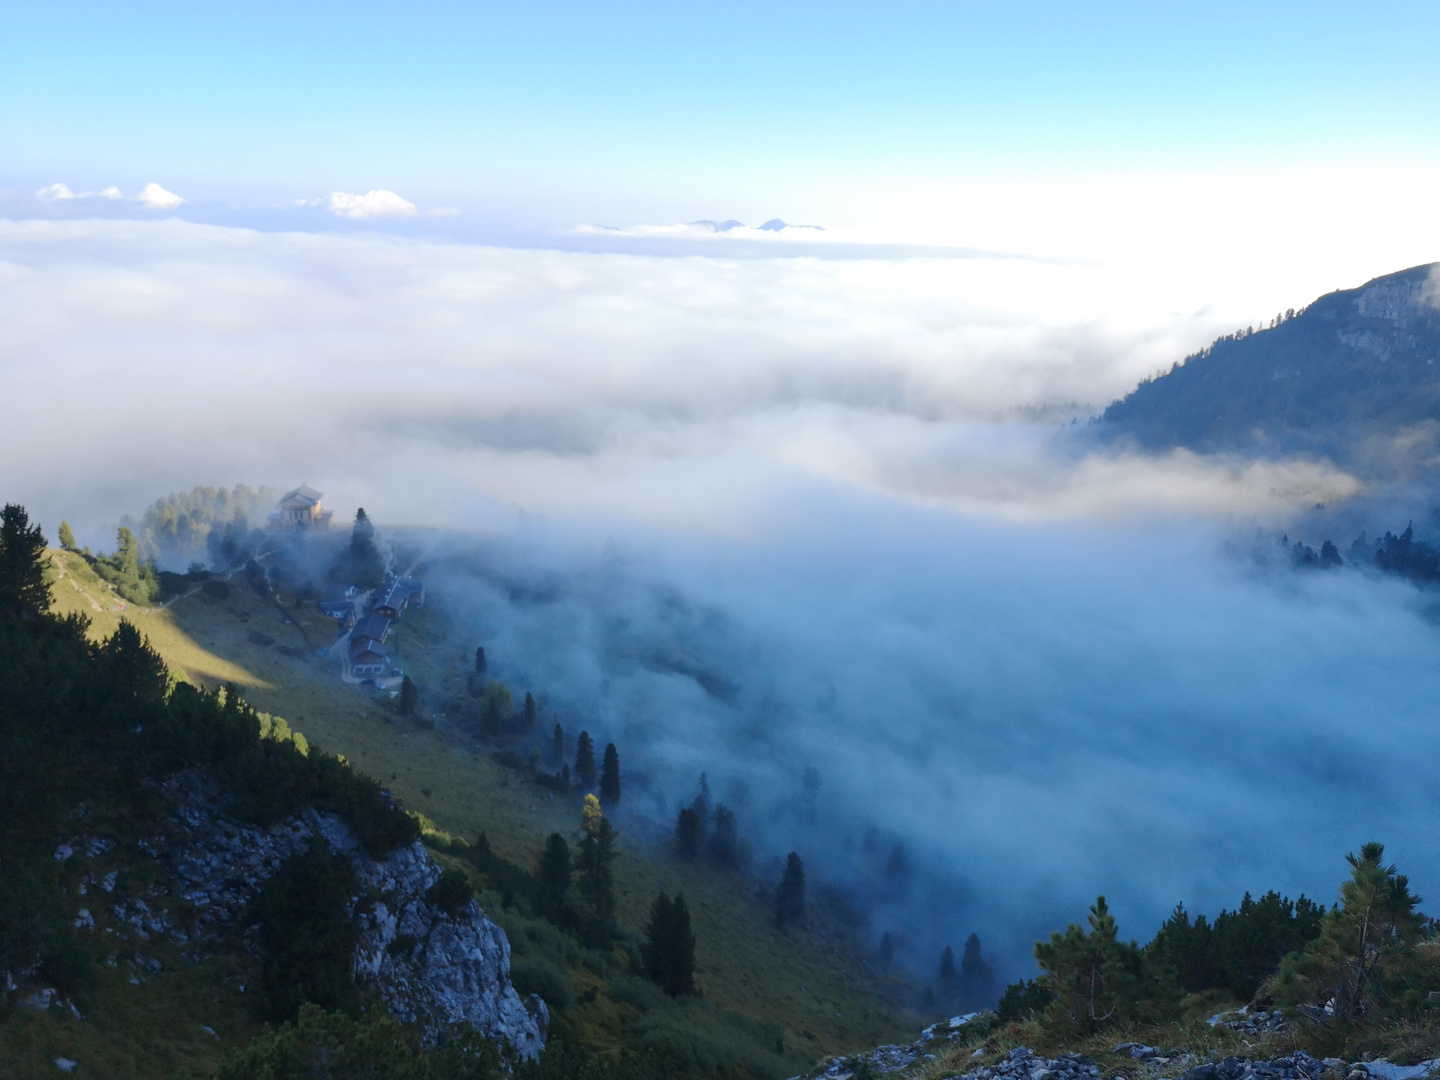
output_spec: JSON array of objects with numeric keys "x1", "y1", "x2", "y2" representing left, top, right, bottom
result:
[
  {"x1": 480, "y1": 680, "x2": 513, "y2": 738},
  {"x1": 58, "y1": 521, "x2": 76, "y2": 551},
  {"x1": 600, "y1": 743, "x2": 621, "y2": 803},
  {"x1": 644, "y1": 892, "x2": 697, "y2": 996},
  {"x1": 939, "y1": 945, "x2": 956, "y2": 982},
  {"x1": 575, "y1": 813, "x2": 617, "y2": 936},
  {"x1": 958, "y1": 932, "x2": 995, "y2": 1008},
  {"x1": 536, "y1": 833, "x2": 571, "y2": 921},
  {"x1": 1273, "y1": 842, "x2": 1423, "y2": 1020},
  {"x1": 398, "y1": 675, "x2": 418, "y2": 717},
  {"x1": 474, "y1": 646, "x2": 487, "y2": 674},
  {"x1": 352, "y1": 508, "x2": 374, "y2": 551},
  {"x1": 522, "y1": 692, "x2": 536, "y2": 729},
  {"x1": 692, "y1": 773, "x2": 711, "y2": 832},
  {"x1": 0, "y1": 504, "x2": 51, "y2": 617},
  {"x1": 706, "y1": 804, "x2": 738, "y2": 867},
  {"x1": 675, "y1": 808, "x2": 702, "y2": 861},
  {"x1": 550, "y1": 723, "x2": 564, "y2": 764},
  {"x1": 774, "y1": 852, "x2": 806, "y2": 926},
  {"x1": 575, "y1": 730, "x2": 596, "y2": 787},
  {"x1": 116, "y1": 525, "x2": 140, "y2": 577},
  {"x1": 348, "y1": 508, "x2": 383, "y2": 587},
  {"x1": 1034, "y1": 896, "x2": 1146, "y2": 1029}
]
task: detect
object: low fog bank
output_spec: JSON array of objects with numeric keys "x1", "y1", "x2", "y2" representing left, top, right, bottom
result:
[
  {"x1": 0, "y1": 217, "x2": 1359, "y2": 544},
  {"x1": 419, "y1": 499, "x2": 1440, "y2": 987}
]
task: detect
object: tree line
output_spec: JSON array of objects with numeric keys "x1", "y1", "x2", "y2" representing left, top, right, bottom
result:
[{"x1": 996, "y1": 842, "x2": 1440, "y2": 1031}]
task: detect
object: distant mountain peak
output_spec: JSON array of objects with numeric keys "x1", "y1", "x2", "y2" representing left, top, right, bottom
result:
[{"x1": 759, "y1": 218, "x2": 824, "y2": 232}]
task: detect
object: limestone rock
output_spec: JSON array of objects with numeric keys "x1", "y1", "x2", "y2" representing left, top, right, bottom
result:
[{"x1": 160, "y1": 770, "x2": 547, "y2": 1054}]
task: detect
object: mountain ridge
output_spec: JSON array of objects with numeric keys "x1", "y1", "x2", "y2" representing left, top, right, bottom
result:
[{"x1": 1099, "y1": 263, "x2": 1440, "y2": 473}]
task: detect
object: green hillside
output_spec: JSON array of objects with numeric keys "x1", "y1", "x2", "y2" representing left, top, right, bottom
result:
[{"x1": 7, "y1": 538, "x2": 918, "y2": 1078}]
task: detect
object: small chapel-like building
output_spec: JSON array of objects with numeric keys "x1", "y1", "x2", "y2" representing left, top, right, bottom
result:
[{"x1": 267, "y1": 484, "x2": 335, "y2": 532}]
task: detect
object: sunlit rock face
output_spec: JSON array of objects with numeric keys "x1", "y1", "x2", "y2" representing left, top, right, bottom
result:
[{"x1": 163, "y1": 771, "x2": 548, "y2": 1055}]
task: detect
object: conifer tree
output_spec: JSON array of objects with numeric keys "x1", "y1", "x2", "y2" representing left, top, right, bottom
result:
[
  {"x1": 352, "y1": 508, "x2": 374, "y2": 551},
  {"x1": 939, "y1": 944, "x2": 956, "y2": 983},
  {"x1": 575, "y1": 730, "x2": 596, "y2": 787},
  {"x1": 58, "y1": 520, "x2": 76, "y2": 551},
  {"x1": 0, "y1": 504, "x2": 51, "y2": 617},
  {"x1": 474, "y1": 646, "x2": 487, "y2": 675},
  {"x1": 1034, "y1": 896, "x2": 1146, "y2": 1029},
  {"x1": 480, "y1": 680, "x2": 512, "y2": 738},
  {"x1": 551, "y1": 723, "x2": 564, "y2": 764},
  {"x1": 600, "y1": 743, "x2": 621, "y2": 803},
  {"x1": 706, "y1": 804, "x2": 739, "y2": 867},
  {"x1": 775, "y1": 852, "x2": 806, "y2": 926},
  {"x1": 536, "y1": 833, "x2": 571, "y2": 921},
  {"x1": 959, "y1": 932, "x2": 995, "y2": 1008},
  {"x1": 348, "y1": 508, "x2": 383, "y2": 587},
  {"x1": 398, "y1": 675, "x2": 417, "y2": 717},
  {"x1": 643, "y1": 892, "x2": 697, "y2": 996},
  {"x1": 675, "y1": 807, "x2": 702, "y2": 861},
  {"x1": 693, "y1": 773, "x2": 711, "y2": 832},
  {"x1": 575, "y1": 812, "x2": 617, "y2": 936},
  {"x1": 1273, "y1": 842, "x2": 1423, "y2": 1020},
  {"x1": 523, "y1": 691, "x2": 536, "y2": 729}
]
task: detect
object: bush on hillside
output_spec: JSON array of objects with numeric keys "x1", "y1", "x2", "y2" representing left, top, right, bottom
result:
[{"x1": 253, "y1": 840, "x2": 360, "y2": 1023}]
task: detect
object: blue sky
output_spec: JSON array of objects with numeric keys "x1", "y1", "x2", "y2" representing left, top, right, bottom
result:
[{"x1": 5, "y1": 0, "x2": 1439, "y2": 225}]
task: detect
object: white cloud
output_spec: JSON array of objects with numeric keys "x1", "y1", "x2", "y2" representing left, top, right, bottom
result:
[
  {"x1": 36, "y1": 183, "x2": 77, "y2": 201},
  {"x1": 325, "y1": 189, "x2": 417, "y2": 218},
  {"x1": 0, "y1": 217, "x2": 1360, "y2": 535},
  {"x1": 427, "y1": 206, "x2": 460, "y2": 217},
  {"x1": 136, "y1": 182, "x2": 184, "y2": 209},
  {"x1": 97, "y1": 186, "x2": 123, "y2": 199}
]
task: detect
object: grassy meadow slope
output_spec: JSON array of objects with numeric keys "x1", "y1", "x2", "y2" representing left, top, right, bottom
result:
[{"x1": 38, "y1": 547, "x2": 920, "y2": 1072}]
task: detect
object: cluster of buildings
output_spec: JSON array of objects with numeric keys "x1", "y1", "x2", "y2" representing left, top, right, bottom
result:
[
  {"x1": 318, "y1": 576, "x2": 426, "y2": 678},
  {"x1": 267, "y1": 485, "x2": 425, "y2": 682}
]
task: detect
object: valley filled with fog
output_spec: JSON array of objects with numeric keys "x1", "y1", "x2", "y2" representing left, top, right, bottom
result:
[{"x1": 5, "y1": 217, "x2": 1439, "y2": 985}]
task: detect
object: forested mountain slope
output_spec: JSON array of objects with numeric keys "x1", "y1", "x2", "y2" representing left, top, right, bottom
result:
[{"x1": 1100, "y1": 264, "x2": 1440, "y2": 470}]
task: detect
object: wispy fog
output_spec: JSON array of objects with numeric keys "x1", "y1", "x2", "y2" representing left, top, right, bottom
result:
[
  {"x1": 3, "y1": 216, "x2": 1428, "y2": 986},
  {"x1": 428, "y1": 506, "x2": 1440, "y2": 983}
]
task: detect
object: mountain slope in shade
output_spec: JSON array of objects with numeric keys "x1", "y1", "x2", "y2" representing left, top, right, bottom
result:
[{"x1": 1100, "y1": 264, "x2": 1440, "y2": 471}]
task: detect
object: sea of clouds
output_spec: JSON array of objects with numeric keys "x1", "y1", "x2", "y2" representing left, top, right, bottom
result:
[{"x1": 2, "y1": 215, "x2": 1435, "y2": 983}]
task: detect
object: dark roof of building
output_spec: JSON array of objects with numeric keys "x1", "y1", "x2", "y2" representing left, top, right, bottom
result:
[
  {"x1": 350, "y1": 640, "x2": 389, "y2": 662},
  {"x1": 352, "y1": 614, "x2": 391, "y2": 641},
  {"x1": 375, "y1": 584, "x2": 408, "y2": 611},
  {"x1": 317, "y1": 600, "x2": 353, "y2": 615}
]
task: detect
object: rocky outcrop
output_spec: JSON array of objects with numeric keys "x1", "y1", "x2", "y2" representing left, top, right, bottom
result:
[{"x1": 161, "y1": 771, "x2": 547, "y2": 1055}]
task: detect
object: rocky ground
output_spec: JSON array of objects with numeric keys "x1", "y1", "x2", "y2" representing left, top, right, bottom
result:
[{"x1": 807, "y1": 1015, "x2": 1440, "y2": 1080}]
